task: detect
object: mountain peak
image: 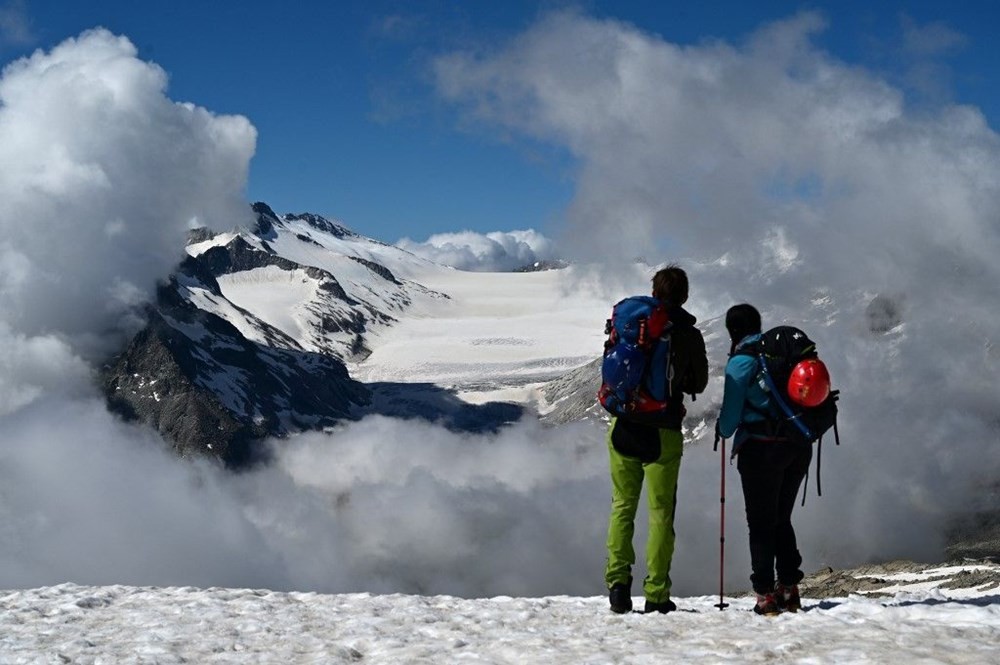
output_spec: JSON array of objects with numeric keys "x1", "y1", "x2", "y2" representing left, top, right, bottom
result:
[
  {"x1": 251, "y1": 201, "x2": 281, "y2": 240},
  {"x1": 283, "y1": 212, "x2": 356, "y2": 238}
]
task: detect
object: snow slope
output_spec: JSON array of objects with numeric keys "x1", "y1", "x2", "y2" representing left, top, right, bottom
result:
[
  {"x1": 2, "y1": 566, "x2": 997, "y2": 663},
  {"x1": 351, "y1": 264, "x2": 609, "y2": 404},
  {"x1": 186, "y1": 205, "x2": 614, "y2": 406}
]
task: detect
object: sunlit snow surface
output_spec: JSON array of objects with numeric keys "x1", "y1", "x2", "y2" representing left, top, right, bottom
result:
[
  {"x1": 2, "y1": 569, "x2": 997, "y2": 663},
  {"x1": 187, "y1": 217, "x2": 612, "y2": 402},
  {"x1": 351, "y1": 265, "x2": 609, "y2": 403}
]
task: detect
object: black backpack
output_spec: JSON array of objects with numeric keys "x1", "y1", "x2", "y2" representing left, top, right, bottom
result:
[
  {"x1": 735, "y1": 326, "x2": 839, "y2": 446},
  {"x1": 734, "y1": 326, "x2": 841, "y2": 502}
]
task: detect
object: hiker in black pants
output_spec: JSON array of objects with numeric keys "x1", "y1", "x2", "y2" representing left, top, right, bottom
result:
[{"x1": 716, "y1": 303, "x2": 810, "y2": 616}]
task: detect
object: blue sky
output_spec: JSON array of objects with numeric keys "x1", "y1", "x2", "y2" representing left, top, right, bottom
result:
[{"x1": 2, "y1": 0, "x2": 998, "y2": 244}]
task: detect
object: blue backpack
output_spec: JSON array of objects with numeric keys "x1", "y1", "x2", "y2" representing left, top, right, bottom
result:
[{"x1": 597, "y1": 296, "x2": 682, "y2": 427}]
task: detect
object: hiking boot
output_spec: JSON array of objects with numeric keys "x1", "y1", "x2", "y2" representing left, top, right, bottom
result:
[
  {"x1": 753, "y1": 592, "x2": 780, "y2": 616},
  {"x1": 643, "y1": 599, "x2": 677, "y2": 614},
  {"x1": 776, "y1": 583, "x2": 801, "y2": 612},
  {"x1": 609, "y1": 579, "x2": 633, "y2": 614}
]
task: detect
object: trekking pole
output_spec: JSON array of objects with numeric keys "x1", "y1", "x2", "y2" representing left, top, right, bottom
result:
[{"x1": 713, "y1": 432, "x2": 730, "y2": 611}]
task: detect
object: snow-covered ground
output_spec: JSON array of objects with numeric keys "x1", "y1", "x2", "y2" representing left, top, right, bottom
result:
[
  {"x1": 2, "y1": 566, "x2": 997, "y2": 663},
  {"x1": 351, "y1": 264, "x2": 612, "y2": 405}
]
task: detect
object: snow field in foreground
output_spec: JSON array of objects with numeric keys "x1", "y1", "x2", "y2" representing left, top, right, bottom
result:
[{"x1": 1, "y1": 583, "x2": 997, "y2": 664}]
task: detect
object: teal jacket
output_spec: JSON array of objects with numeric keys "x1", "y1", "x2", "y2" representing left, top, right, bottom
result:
[{"x1": 717, "y1": 334, "x2": 772, "y2": 447}]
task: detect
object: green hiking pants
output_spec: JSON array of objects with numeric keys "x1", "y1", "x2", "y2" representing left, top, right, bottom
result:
[{"x1": 604, "y1": 423, "x2": 683, "y2": 603}]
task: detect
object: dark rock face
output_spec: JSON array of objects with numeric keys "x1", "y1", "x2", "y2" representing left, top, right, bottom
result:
[
  {"x1": 538, "y1": 357, "x2": 604, "y2": 425},
  {"x1": 102, "y1": 226, "x2": 376, "y2": 468},
  {"x1": 186, "y1": 227, "x2": 217, "y2": 245},
  {"x1": 947, "y1": 503, "x2": 1000, "y2": 562},
  {"x1": 514, "y1": 260, "x2": 569, "y2": 273},
  {"x1": 348, "y1": 255, "x2": 401, "y2": 285},
  {"x1": 103, "y1": 297, "x2": 370, "y2": 468},
  {"x1": 251, "y1": 202, "x2": 280, "y2": 240},
  {"x1": 198, "y1": 235, "x2": 298, "y2": 274},
  {"x1": 104, "y1": 309, "x2": 266, "y2": 467},
  {"x1": 284, "y1": 212, "x2": 355, "y2": 238}
]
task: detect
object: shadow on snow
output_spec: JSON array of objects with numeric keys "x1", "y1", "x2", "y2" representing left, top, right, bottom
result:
[{"x1": 357, "y1": 382, "x2": 526, "y2": 434}]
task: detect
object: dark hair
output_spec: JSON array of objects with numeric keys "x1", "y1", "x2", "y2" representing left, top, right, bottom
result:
[
  {"x1": 725, "y1": 303, "x2": 762, "y2": 354},
  {"x1": 651, "y1": 265, "x2": 688, "y2": 305}
]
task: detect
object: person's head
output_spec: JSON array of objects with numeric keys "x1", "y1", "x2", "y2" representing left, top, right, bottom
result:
[
  {"x1": 725, "y1": 303, "x2": 762, "y2": 353},
  {"x1": 651, "y1": 265, "x2": 688, "y2": 306}
]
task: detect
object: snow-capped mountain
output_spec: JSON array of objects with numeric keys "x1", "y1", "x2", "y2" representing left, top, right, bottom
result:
[
  {"x1": 102, "y1": 204, "x2": 447, "y2": 465},
  {"x1": 101, "y1": 203, "x2": 601, "y2": 467}
]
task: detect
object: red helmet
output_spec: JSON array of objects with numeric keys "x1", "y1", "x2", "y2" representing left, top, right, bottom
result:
[{"x1": 787, "y1": 359, "x2": 831, "y2": 408}]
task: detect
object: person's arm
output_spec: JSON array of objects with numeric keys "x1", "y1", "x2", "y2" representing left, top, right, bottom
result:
[
  {"x1": 717, "y1": 355, "x2": 757, "y2": 439},
  {"x1": 671, "y1": 327, "x2": 709, "y2": 396},
  {"x1": 687, "y1": 329, "x2": 709, "y2": 395}
]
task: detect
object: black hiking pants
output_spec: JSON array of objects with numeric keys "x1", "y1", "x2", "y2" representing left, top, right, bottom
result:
[{"x1": 737, "y1": 439, "x2": 812, "y2": 595}]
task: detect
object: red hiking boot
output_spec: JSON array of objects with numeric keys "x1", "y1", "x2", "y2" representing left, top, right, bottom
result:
[
  {"x1": 776, "y1": 583, "x2": 801, "y2": 612},
  {"x1": 753, "y1": 592, "x2": 780, "y2": 616}
]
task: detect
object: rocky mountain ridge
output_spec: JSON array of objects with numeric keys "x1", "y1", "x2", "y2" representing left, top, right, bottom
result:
[{"x1": 102, "y1": 203, "x2": 449, "y2": 466}]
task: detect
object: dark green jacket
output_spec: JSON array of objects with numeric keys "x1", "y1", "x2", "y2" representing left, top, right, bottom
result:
[{"x1": 666, "y1": 305, "x2": 709, "y2": 401}]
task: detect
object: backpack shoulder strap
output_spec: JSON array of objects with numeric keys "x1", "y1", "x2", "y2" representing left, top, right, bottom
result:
[{"x1": 731, "y1": 337, "x2": 762, "y2": 359}]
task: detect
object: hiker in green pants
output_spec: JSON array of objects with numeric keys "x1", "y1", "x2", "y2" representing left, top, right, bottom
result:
[
  {"x1": 601, "y1": 266, "x2": 708, "y2": 614},
  {"x1": 606, "y1": 426, "x2": 684, "y2": 609}
]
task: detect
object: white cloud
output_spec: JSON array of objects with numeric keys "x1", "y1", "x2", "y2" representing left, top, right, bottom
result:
[
  {"x1": 0, "y1": 403, "x2": 614, "y2": 597},
  {"x1": 0, "y1": 28, "x2": 256, "y2": 357},
  {"x1": 433, "y1": 11, "x2": 1000, "y2": 277},
  {"x1": 0, "y1": 30, "x2": 282, "y2": 592},
  {"x1": 255, "y1": 416, "x2": 611, "y2": 596},
  {"x1": 0, "y1": 325, "x2": 92, "y2": 417},
  {"x1": 0, "y1": 397, "x2": 290, "y2": 589},
  {"x1": 397, "y1": 228, "x2": 557, "y2": 271},
  {"x1": 900, "y1": 14, "x2": 966, "y2": 57},
  {"x1": 0, "y1": 0, "x2": 32, "y2": 47}
]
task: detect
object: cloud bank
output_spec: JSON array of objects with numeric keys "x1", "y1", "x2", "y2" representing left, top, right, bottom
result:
[
  {"x1": 0, "y1": 31, "x2": 284, "y2": 591},
  {"x1": 0, "y1": 27, "x2": 605, "y2": 598},
  {"x1": 434, "y1": 11, "x2": 1000, "y2": 283},
  {"x1": 397, "y1": 228, "x2": 557, "y2": 271},
  {"x1": 0, "y1": 28, "x2": 256, "y2": 357},
  {"x1": 433, "y1": 9, "x2": 1000, "y2": 571}
]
